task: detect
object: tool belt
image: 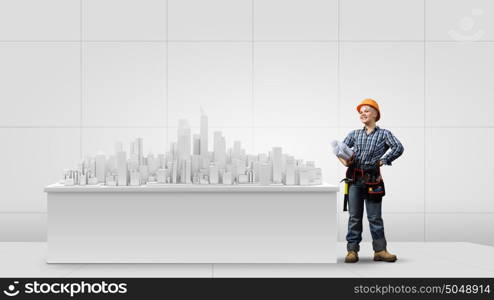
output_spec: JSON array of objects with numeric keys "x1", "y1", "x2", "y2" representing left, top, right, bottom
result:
[{"x1": 340, "y1": 165, "x2": 386, "y2": 212}]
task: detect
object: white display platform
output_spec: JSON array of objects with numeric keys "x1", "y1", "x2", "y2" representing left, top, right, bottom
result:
[{"x1": 45, "y1": 183, "x2": 338, "y2": 263}]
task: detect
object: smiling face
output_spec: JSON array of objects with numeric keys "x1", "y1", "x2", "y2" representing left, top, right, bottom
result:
[{"x1": 359, "y1": 105, "x2": 378, "y2": 125}]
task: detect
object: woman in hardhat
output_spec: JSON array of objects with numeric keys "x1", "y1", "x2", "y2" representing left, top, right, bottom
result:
[{"x1": 339, "y1": 98, "x2": 404, "y2": 263}]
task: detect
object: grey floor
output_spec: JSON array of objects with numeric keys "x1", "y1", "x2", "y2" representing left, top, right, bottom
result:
[{"x1": 0, "y1": 242, "x2": 493, "y2": 278}]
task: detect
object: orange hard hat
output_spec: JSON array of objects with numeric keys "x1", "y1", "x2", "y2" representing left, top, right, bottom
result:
[{"x1": 356, "y1": 98, "x2": 380, "y2": 121}]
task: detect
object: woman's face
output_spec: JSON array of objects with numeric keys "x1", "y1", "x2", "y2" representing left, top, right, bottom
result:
[{"x1": 359, "y1": 105, "x2": 377, "y2": 124}]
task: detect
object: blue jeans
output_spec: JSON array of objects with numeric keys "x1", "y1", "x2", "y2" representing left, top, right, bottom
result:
[{"x1": 346, "y1": 179, "x2": 387, "y2": 252}]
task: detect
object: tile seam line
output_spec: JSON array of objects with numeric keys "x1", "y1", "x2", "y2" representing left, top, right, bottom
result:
[
  {"x1": 7, "y1": 212, "x2": 494, "y2": 214},
  {"x1": 3, "y1": 126, "x2": 494, "y2": 128},
  {"x1": 79, "y1": 0, "x2": 83, "y2": 160},
  {"x1": 165, "y1": 0, "x2": 169, "y2": 149},
  {"x1": 251, "y1": 0, "x2": 255, "y2": 153},
  {"x1": 3, "y1": 40, "x2": 494, "y2": 43},
  {"x1": 336, "y1": 0, "x2": 341, "y2": 229},
  {"x1": 423, "y1": 0, "x2": 426, "y2": 243}
]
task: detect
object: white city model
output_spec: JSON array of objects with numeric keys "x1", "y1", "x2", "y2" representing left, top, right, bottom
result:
[{"x1": 62, "y1": 112, "x2": 322, "y2": 186}]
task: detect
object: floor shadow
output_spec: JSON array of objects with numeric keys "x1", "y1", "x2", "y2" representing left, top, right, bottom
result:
[{"x1": 337, "y1": 256, "x2": 410, "y2": 264}]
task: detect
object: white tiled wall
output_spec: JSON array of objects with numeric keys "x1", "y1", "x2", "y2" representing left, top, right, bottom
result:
[
  {"x1": 0, "y1": 128, "x2": 80, "y2": 212},
  {"x1": 340, "y1": 0, "x2": 424, "y2": 41},
  {"x1": 253, "y1": 0, "x2": 338, "y2": 41},
  {"x1": 167, "y1": 43, "x2": 252, "y2": 127},
  {"x1": 425, "y1": 128, "x2": 494, "y2": 213},
  {"x1": 425, "y1": 43, "x2": 494, "y2": 127},
  {"x1": 168, "y1": 127, "x2": 254, "y2": 154},
  {"x1": 0, "y1": 213, "x2": 46, "y2": 242},
  {"x1": 1, "y1": 0, "x2": 493, "y2": 246},
  {"x1": 83, "y1": 42, "x2": 167, "y2": 127},
  {"x1": 426, "y1": 0, "x2": 494, "y2": 41},
  {"x1": 82, "y1": 128, "x2": 167, "y2": 156},
  {"x1": 168, "y1": 0, "x2": 251, "y2": 40},
  {"x1": 0, "y1": 0, "x2": 80, "y2": 41},
  {"x1": 339, "y1": 43, "x2": 424, "y2": 128},
  {"x1": 253, "y1": 43, "x2": 338, "y2": 127},
  {"x1": 0, "y1": 43, "x2": 80, "y2": 126},
  {"x1": 85, "y1": 0, "x2": 167, "y2": 41}
]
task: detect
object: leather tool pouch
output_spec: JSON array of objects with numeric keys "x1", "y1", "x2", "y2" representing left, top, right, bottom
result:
[
  {"x1": 343, "y1": 166, "x2": 386, "y2": 207},
  {"x1": 365, "y1": 178, "x2": 385, "y2": 201}
]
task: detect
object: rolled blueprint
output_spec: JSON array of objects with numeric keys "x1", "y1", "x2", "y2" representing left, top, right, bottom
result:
[{"x1": 331, "y1": 140, "x2": 354, "y2": 161}]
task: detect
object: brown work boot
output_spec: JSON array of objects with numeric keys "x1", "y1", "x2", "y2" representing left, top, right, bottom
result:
[
  {"x1": 345, "y1": 251, "x2": 359, "y2": 263},
  {"x1": 374, "y1": 249, "x2": 397, "y2": 262}
]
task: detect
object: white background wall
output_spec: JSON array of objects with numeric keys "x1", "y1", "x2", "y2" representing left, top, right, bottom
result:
[{"x1": 0, "y1": 0, "x2": 493, "y2": 246}]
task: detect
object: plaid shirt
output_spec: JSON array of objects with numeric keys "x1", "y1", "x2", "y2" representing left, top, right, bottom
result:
[{"x1": 342, "y1": 126, "x2": 404, "y2": 168}]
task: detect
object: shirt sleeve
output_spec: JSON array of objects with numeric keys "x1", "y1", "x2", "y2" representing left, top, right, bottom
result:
[
  {"x1": 342, "y1": 130, "x2": 355, "y2": 148},
  {"x1": 380, "y1": 130, "x2": 404, "y2": 166}
]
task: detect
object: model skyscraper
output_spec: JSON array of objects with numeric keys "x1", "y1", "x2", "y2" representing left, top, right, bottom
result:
[{"x1": 62, "y1": 112, "x2": 323, "y2": 186}]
